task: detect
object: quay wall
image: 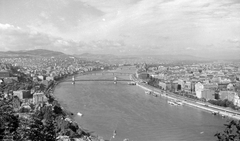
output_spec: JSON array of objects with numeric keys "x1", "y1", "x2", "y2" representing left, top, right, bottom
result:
[{"x1": 136, "y1": 83, "x2": 240, "y2": 120}]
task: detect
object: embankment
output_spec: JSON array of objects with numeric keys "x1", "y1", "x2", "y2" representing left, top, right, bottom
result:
[
  {"x1": 136, "y1": 83, "x2": 240, "y2": 120},
  {"x1": 45, "y1": 73, "x2": 102, "y2": 141}
]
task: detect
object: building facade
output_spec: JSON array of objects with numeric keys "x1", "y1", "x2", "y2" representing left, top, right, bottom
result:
[
  {"x1": 33, "y1": 93, "x2": 47, "y2": 104},
  {"x1": 13, "y1": 90, "x2": 32, "y2": 100}
]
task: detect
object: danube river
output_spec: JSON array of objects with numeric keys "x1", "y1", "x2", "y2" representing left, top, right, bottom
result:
[{"x1": 54, "y1": 68, "x2": 227, "y2": 141}]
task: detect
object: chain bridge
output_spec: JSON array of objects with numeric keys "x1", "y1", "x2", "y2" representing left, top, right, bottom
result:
[{"x1": 69, "y1": 71, "x2": 134, "y2": 84}]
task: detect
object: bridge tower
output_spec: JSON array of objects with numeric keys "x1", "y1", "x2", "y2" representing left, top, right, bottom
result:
[
  {"x1": 72, "y1": 76, "x2": 75, "y2": 85},
  {"x1": 114, "y1": 76, "x2": 117, "y2": 84}
]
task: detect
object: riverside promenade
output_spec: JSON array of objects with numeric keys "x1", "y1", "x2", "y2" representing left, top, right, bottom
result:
[{"x1": 131, "y1": 75, "x2": 240, "y2": 120}]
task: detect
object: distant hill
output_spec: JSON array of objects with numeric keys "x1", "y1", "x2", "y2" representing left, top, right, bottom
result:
[
  {"x1": 74, "y1": 53, "x2": 209, "y2": 64},
  {"x1": 75, "y1": 53, "x2": 117, "y2": 60},
  {"x1": 0, "y1": 49, "x2": 66, "y2": 57},
  {"x1": 143, "y1": 54, "x2": 207, "y2": 61}
]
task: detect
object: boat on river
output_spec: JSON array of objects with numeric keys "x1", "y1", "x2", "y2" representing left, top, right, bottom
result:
[
  {"x1": 211, "y1": 111, "x2": 219, "y2": 115},
  {"x1": 175, "y1": 100, "x2": 184, "y2": 106},
  {"x1": 128, "y1": 81, "x2": 136, "y2": 85},
  {"x1": 168, "y1": 100, "x2": 178, "y2": 106},
  {"x1": 152, "y1": 93, "x2": 158, "y2": 97},
  {"x1": 145, "y1": 91, "x2": 152, "y2": 95},
  {"x1": 77, "y1": 112, "x2": 83, "y2": 117},
  {"x1": 168, "y1": 100, "x2": 183, "y2": 106},
  {"x1": 144, "y1": 90, "x2": 159, "y2": 97}
]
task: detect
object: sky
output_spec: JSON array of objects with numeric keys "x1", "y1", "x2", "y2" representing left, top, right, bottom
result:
[{"x1": 0, "y1": 0, "x2": 240, "y2": 59}]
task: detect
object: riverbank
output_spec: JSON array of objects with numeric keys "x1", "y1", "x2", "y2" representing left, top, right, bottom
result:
[
  {"x1": 46, "y1": 73, "x2": 104, "y2": 141},
  {"x1": 54, "y1": 70, "x2": 227, "y2": 141},
  {"x1": 135, "y1": 81, "x2": 240, "y2": 120}
]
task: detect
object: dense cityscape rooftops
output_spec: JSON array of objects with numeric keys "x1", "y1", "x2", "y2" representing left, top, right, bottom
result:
[{"x1": 0, "y1": 52, "x2": 240, "y2": 140}]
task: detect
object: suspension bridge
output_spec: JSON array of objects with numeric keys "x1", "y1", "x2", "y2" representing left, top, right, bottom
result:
[
  {"x1": 69, "y1": 72, "x2": 134, "y2": 84},
  {"x1": 86, "y1": 71, "x2": 133, "y2": 76}
]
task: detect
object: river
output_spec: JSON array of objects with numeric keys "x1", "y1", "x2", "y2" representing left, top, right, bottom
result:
[{"x1": 54, "y1": 67, "x2": 227, "y2": 141}]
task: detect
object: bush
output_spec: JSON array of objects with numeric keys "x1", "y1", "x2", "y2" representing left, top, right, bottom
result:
[
  {"x1": 18, "y1": 107, "x2": 30, "y2": 113},
  {"x1": 215, "y1": 120, "x2": 240, "y2": 140},
  {"x1": 208, "y1": 99, "x2": 236, "y2": 109}
]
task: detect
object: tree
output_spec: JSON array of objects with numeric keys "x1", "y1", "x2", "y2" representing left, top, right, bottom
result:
[
  {"x1": 32, "y1": 83, "x2": 47, "y2": 93},
  {"x1": 148, "y1": 77, "x2": 160, "y2": 88},
  {"x1": 0, "y1": 100, "x2": 20, "y2": 140},
  {"x1": 215, "y1": 120, "x2": 240, "y2": 141},
  {"x1": 18, "y1": 104, "x2": 57, "y2": 141},
  {"x1": 19, "y1": 114, "x2": 56, "y2": 141}
]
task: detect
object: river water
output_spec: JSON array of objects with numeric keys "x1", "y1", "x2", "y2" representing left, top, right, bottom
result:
[{"x1": 54, "y1": 67, "x2": 227, "y2": 141}]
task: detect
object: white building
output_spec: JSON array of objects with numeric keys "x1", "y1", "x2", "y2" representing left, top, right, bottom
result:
[
  {"x1": 33, "y1": 93, "x2": 47, "y2": 104},
  {"x1": 195, "y1": 82, "x2": 204, "y2": 99}
]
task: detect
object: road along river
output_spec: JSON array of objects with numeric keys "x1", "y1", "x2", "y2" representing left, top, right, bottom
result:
[{"x1": 54, "y1": 68, "x2": 227, "y2": 141}]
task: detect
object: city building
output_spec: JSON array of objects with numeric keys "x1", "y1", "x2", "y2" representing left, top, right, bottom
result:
[
  {"x1": 0, "y1": 70, "x2": 10, "y2": 78},
  {"x1": 201, "y1": 89, "x2": 215, "y2": 100},
  {"x1": 158, "y1": 81, "x2": 171, "y2": 91},
  {"x1": 13, "y1": 90, "x2": 32, "y2": 100},
  {"x1": 203, "y1": 83, "x2": 218, "y2": 90},
  {"x1": 3, "y1": 77, "x2": 18, "y2": 83},
  {"x1": 233, "y1": 93, "x2": 240, "y2": 107},
  {"x1": 218, "y1": 83, "x2": 229, "y2": 90},
  {"x1": 219, "y1": 91, "x2": 236, "y2": 102},
  {"x1": 46, "y1": 76, "x2": 54, "y2": 81},
  {"x1": 12, "y1": 96, "x2": 21, "y2": 111},
  {"x1": 136, "y1": 72, "x2": 149, "y2": 80},
  {"x1": 33, "y1": 92, "x2": 47, "y2": 104},
  {"x1": 183, "y1": 81, "x2": 192, "y2": 92},
  {"x1": 195, "y1": 82, "x2": 204, "y2": 99}
]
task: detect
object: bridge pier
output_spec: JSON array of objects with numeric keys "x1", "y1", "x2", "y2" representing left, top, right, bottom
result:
[
  {"x1": 114, "y1": 76, "x2": 117, "y2": 84},
  {"x1": 72, "y1": 76, "x2": 75, "y2": 84}
]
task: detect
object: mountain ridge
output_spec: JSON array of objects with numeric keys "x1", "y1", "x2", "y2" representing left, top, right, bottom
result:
[
  {"x1": 76, "y1": 52, "x2": 206, "y2": 60},
  {"x1": 1, "y1": 49, "x2": 235, "y2": 62},
  {"x1": 0, "y1": 49, "x2": 66, "y2": 57}
]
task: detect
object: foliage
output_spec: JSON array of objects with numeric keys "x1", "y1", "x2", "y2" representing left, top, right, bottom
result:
[
  {"x1": 53, "y1": 105, "x2": 64, "y2": 116},
  {"x1": 148, "y1": 77, "x2": 160, "y2": 88},
  {"x1": 0, "y1": 63, "x2": 94, "y2": 140},
  {"x1": 18, "y1": 107, "x2": 31, "y2": 113},
  {"x1": 18, "y1": 113, "x2": 56, "y2": 141},
  {"x1": 0, "y1": 100, "x2": 20, "y2": 140},
  {"x1": 208, "y1": 99, "x2": 236, "y2": 110},
  {"x1": 215, "y1": 120, "x2": 240, "y2": 141}
]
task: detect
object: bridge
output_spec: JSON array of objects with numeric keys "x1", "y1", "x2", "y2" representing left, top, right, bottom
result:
[
  {"x1": 71, "y1": 79, "x2": 131, "y2": 82},
  {"x1": 70, "y1": 72, "x2": 134, "y2": 84},
  {"x1": 85, "y1": 71, "x2": 133, "y2": 76}
]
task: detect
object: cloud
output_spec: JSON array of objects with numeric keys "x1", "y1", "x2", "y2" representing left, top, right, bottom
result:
[
  {"x1": 0, "y1": 23, "x2": 21, "y2": 30},
  {"x1": 40, "y1": 12, "x2": 49, "y2": 19},
  {"x1": 223, "y1": 38, "x2": 240, "y2": 49},
  {"x1": 54, "y1": 40, "x2": 70, "y2": 46},
  {"x1": 0, "y1": 23, "x2": 130, "y2": 54},
  {"x1": 227, "y1": 38, "x2": 239, "y2": 43},
  {"x1": 0, "y1": 23, "x2": 81, "y2": 53},
  {"x1": 0, "y1": 23, "x2": 14, "y2": 30},
  {"x1": 0, "y1": 0, "x2": 240, "y2": 57},
  {"x1": 79, "y1": 0, "x2": 141, "y2": 13},
  {"x1": 66, "y1": 0, "x2": 240, "y2": 47}
]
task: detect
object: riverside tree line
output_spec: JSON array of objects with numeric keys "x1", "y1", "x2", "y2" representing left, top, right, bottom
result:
[{"x1": 0, "y1": 64, "x2": 96, "y2": 141}]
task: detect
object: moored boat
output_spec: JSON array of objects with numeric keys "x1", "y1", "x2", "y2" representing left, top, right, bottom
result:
[
  {"x1": 168, "y1": 100, "x2": 177, "y2": 106},
  {"x1": 128, "y1": 81, "x2": 136, "y2": 85},
  {"x1": 175, "y1": 100, "x2": 183, "y2": 106},
  {"x1": 168, "y1": 100, "x2": 183, "y2": 106},
  {"x1": 145, "y1": 91, "x2": 152, "y2": 95},
  {"x1": 77, "y1": 112, "x2": 83, "y2": 117},
  {"x1": 152, "y1": 93, "x2": 158, "y2": 97}
]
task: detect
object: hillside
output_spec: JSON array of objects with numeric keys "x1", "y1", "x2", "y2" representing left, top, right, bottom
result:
[{"x1": 0, "y1": 49, "x2": 66, "y2": 58}]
